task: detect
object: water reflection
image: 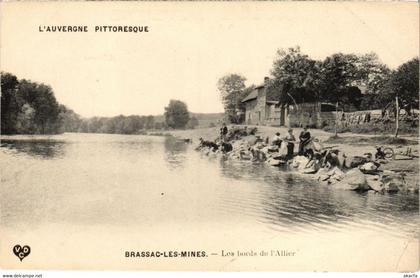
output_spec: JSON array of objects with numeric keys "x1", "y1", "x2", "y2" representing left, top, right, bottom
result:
[
  {"x1": 163, "y1": 137, "x2": 188, "y2": 169},
  {"x1": 0, "y1": 139, "x2": 66, "y2": 159},
  {"x1": 217, "y1": 157, "x2": 419, "y2": 235},
  {"x1": 0, "y1": 134, "x2": 418, "y2": 240}
]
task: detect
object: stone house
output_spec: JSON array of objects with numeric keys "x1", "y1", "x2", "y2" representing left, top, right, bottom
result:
[
  {"x1": 241, "y1": 83, "x2": 281, "y2": 125},
  {"x1": 241, "y1": 80, "x2": 337, "y2": 128}
]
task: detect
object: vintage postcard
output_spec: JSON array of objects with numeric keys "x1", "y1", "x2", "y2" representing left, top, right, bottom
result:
[{"x1": 0, "y1": 1, "x2": 419, "y2": 273}]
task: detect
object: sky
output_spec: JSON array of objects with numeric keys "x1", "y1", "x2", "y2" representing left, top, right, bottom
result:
[{"x1": 1, "y1": 2, "x2": 418, "y2": 118}]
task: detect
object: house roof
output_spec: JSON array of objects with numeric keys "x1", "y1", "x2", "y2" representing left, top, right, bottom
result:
[{"x1": 241, "y1": 90, "x2": 258, "y2": 103}]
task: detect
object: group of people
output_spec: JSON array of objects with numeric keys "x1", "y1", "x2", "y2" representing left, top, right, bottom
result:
[
  {"x1": 198, "y1": 123, "x2": 314, "y2": 160},
  {"x1": 270, "y1": 126, "x2": 312, "y2": 159}
]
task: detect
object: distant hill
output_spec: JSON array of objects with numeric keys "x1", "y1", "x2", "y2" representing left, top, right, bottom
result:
[{"x1": 154, "y1": 112, "x2": 226, "y2": 128}]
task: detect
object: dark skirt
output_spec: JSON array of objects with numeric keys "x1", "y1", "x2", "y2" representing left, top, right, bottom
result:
[{"x1": 287, "y1": 142, "x2": 294, "y2": 159}]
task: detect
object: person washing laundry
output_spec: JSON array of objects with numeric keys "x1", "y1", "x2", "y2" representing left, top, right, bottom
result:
[
  {"x1": 284, "y1": 128, "x2": 297, "y2": 159},
  {"x1": 298, "y1": 126, "x2": 311, "y2": 155}
]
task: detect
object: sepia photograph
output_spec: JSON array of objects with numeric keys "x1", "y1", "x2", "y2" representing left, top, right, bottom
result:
[{"x1": 0, "y1": 1, "x2": 419, "y2": 274}]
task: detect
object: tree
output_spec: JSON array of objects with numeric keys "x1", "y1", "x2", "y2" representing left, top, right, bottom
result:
[
  {"x1": 1, "y1": 72, "x2": 62, "y2": 134},
  {"x1": 388, "y1": 58, "x2": 419, "y2": 114},
  {"x1": 269, "y1": 47, "x2": 320, "y2": 105},
  {"x1": 1, "y1": 72, "x2": 19, "y2": 134},
  {"x1": 164, "y1": 100, "x2": 190, "y2": 129},
  {"x1": 58, "y1": 105, "x2": 82, "y2": 133},
  {"x1": 318, "y1": 53, "x2": 359, "y2": 103},
  {"x1": 16, "y1": 103, "x2": 36, "y2": 133},
  {"x1": 217, "y1": 73, "x2": 246, "y2": 123},
  {"x1": 384, "y1": 58, "x2": 419, "y2": 137},
  {"x1": 186, "y1": 116, "x2": 199, "y2": 129}
]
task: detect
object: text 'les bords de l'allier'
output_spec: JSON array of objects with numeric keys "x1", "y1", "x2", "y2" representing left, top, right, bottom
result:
[{"x1": 38, "y1": 25, "x2": 149, "y2": 33}]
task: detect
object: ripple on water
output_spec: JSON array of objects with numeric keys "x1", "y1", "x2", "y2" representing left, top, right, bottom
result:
[{"x1": 1, "y1": 134, "x2": 418, "y2": 242}]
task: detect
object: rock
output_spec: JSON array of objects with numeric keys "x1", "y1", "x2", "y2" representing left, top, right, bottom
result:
[
  {"x1": 366, "y1": 175, "x2": 384, "y2": 192},
  {"x1": 314, "y1": 168, "x2": 330, "y2": 181},
  {"x1": 359, "y1": 162, "x2": 380, "y2": 174},
  {"x1": 291, "y1": 156, "x2": 309, "y2": 170},
  {"x1": 384, "y1": 182, "x2": 399, "y2": 193},
  {"x1": 381, "y1": 171, "x2": 406, "y2": 193},
  {"x1": 345, "y1": 156, "x2": 368, "y2": 168},
  {"x1": 267, "y1": 158, "x2": 285, "y2": 166},
  {"x1": 335, "y1": 168, "x2": 369, "y2": 191},
  {"x1": 319, "y1": 174, "x2": 330, "y2": 181},
  {"x1": 271, "y1": 153, "x2": 287, "y2": 160},
  {"x1": 302, "y1": 165, "x2": 319, "y2": 174},
  {"x1": 328, "y1": 167, "x2": 345, "y2": 181}
]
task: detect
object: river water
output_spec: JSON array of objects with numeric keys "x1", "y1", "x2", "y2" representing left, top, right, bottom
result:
[{"x1": 0, "y1": 133, "x2": 418, "y2": 271}]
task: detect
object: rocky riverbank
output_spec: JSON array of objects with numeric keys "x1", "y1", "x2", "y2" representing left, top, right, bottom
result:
[{"x1": 169, "y1": 125, "x2": 419, "y2": 194}]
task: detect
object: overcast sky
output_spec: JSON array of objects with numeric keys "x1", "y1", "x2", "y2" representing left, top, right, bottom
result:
[{"x1": 1, "y1": 2, "x2": 418, "y2": 117}]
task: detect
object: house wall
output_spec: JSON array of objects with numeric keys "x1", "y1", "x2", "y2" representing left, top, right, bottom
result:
[
  {"x1": 255, "y1": 87, "x2": 267, "y2": 124},
  {"x1": 244, "y1": 100, "x2": 258, "y2": 124},
  {"x1": 244, "y1": 87, "x2": 268, "y2": 125}
]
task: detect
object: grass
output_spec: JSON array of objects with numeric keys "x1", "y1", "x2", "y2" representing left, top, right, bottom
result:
[{"x1": 324, "y1": 135, "x2": 418, "y2": 145}]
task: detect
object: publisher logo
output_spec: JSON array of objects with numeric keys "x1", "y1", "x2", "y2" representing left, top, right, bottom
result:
[{"x1": 13, "y1": 245, "x2": 31, "y2": 261}]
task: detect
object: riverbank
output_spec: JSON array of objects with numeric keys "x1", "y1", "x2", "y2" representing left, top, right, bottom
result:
[{"x1": 167, "y1": 125, "x2": 419, "y2": 192}]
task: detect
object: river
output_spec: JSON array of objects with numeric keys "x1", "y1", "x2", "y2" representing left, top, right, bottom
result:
[{"x1": 0, "y1": 133, "x2": 418, "y2": 271}]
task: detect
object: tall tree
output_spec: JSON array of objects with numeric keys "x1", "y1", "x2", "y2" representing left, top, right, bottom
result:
[
  {"x1": 217, "y1": 73, "x2": 246, "y2": 123},
  {"x1": 269, "y1": 47, "x2": 319, "y2": 104},
  {"x1": 387, "y1": 58, "x2": 419, "y2": 114},
  {"x1": 1, "y1": 72, "x2": 19, "y2": 134},
  {"x1": 1, "y1": 72, "x2": 62, "y2": 134},
  {"x1": 164, "y1": 100, "x2": 190, "y2": 129}
]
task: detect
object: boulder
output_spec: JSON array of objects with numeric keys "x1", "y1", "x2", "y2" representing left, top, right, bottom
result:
[
  {"x1": 366, "y1": 175, "x2": 384, "y2": 192},
  {"x1": 381, "y1": 171, "x2": 406, "y2": 193},
  {"x1": 328, "y1": 167, "x2": 345, "y2": 181},
  {"x1": 291, "y1": 156, "x2": 310, "y2": 170},
  {"x1": 359, "y1": 162, "x2": 380, "y2": 174},
  {"x1": 314, "y1": 168, "x2": 331, "y2": 181},
  {"x1": 335, "y1": 168, "x2": 369, "y2": 191}
]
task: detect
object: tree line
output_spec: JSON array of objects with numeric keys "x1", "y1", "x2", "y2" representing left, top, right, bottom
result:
[
  {"x1": 1, "y1": 72, "x2": 64, "y2": 134},
  {"x1": 1, "y1": 72, "x2": 198, "y2": 134},
  {"x1": 218, "y1": 47, "x2": 419, "y2": 123}
]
